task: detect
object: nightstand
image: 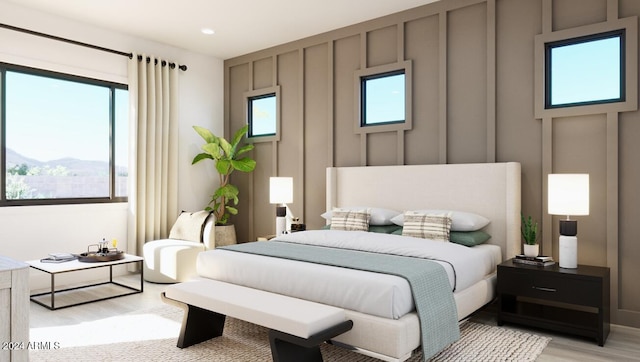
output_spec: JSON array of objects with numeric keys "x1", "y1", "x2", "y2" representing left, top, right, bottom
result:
[{"x1": 497, "y1": 259, "x2": 610, "y2": 346}]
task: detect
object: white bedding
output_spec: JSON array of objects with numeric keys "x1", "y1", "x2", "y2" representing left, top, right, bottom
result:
[{"x1": 197, "y1": 230, "x2": 500, "y2": 320}]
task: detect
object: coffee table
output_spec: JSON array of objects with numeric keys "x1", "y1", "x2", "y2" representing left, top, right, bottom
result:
[{"x1": 27, "y1": 253, "x2": 143, "y2": 310}]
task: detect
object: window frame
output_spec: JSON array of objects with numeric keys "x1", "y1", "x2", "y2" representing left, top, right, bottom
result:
[
  {"x1": 534, "y1": 16, "x2": 637, "y2": 118},
  {"x1": 544, "y1": 29, "x2": 625, "y2": 109},
  {"x1": 354, "y1": 60, "x2": 412, "y2": 134},
  {"x1": 0, "y1": 63, "x2": 128, "y2": 206},
  {"x1": 244, "y1": 86, "x2": 280, "y2": 143}
]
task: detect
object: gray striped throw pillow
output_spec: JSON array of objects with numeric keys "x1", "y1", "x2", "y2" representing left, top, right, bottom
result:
[
  {"x1": 330, "y1": 208, "x2": 370, "y2": 231},
  {"x1": 401, "y1": 211, "x2": 452, "y2": 241}
]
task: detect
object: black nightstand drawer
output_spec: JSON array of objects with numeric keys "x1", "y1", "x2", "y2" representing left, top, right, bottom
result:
[
  {"x1": 499, "y1": 269, "x2": 601, "y2": 307},
  {"x1": 497, "y1": 259, "x2": 610, "y2": 346}
]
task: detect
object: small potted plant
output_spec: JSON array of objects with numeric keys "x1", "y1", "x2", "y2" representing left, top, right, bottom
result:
[{"x1": 521, "y1": 213, "x2": 539, "y2": 257}]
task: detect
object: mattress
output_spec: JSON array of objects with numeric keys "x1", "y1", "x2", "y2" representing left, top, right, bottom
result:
[{"x1": 197, "y1": 230, "x2": 501, "y2": 320}]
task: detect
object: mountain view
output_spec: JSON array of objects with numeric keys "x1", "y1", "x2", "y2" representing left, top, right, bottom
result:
[
  {"x1": 6, "y1": 148, "x2": 126, "y2": 176},
  {"x1": 5, "y1": 148, "x2": 128, "y2": 199}
]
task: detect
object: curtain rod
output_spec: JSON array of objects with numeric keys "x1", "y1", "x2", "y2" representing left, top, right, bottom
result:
[{"x1": 0, "y1": 23, "x2": 187, "y2": 71}]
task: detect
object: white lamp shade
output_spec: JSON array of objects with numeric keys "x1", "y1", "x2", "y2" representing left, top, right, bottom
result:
[
  {"x1": 269, "y1": 177, "x2": 293, "y2": 204},
  {"x1": 548, "y1": 174, "x2": 589, "y2": 216}
]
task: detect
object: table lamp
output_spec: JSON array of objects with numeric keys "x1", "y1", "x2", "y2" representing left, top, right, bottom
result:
[
  {"x1": 548, "y1": 174, "x2": 589, "y2": 269},
  {"x1": 269, "y1": 177, "x2": 293, "y2": 235}
]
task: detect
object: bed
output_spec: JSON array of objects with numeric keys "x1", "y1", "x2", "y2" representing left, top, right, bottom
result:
[{"x1": 195, "y1": 162, "x2": 521, "y2": 361}]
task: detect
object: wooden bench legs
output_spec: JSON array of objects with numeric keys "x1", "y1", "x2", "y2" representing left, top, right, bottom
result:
[
  {"x1": 177, "y1": 303, "x2": 226, "y2": 348},
  {"x1": 268, "y1": 320, "x2": 354, "y2": 362}
]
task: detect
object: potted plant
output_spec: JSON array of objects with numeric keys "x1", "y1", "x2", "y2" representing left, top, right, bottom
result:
[
  {"x1": 192, "y1": 125, "x2": 256, "y2": 245},
  {"x1": 521, "y1": 213, "x2": 539, "y2": 257}
]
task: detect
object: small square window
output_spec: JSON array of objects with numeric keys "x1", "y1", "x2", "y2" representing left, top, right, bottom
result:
[
  {"x1": 244, "y1": 86, "x2": 280, "y2": 142},
  {"x1": 361, "y1": 70, "x2": 406, "y2": 126},
  {"x1": 354, "y1": 60, "x2": 411, "y2": 134},
  {"x1": 545, "y1": 30, "x2": 625, "y2": 109},
  {"x1": 248, "y1": 93, "x2": 276, "y2": 137}
]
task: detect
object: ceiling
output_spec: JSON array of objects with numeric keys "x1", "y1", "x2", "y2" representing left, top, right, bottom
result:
[{"x1": 4, "y1": 0, "x2": 440, "y2": 59}]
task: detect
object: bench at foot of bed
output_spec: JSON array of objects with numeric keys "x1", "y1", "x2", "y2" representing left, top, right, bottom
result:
[{"x1": 161, "y1": 278, "x2": 353, "y2": 362}]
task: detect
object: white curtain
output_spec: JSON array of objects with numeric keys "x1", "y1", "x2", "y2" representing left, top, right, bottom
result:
[{"x1": 127, "y1": 54, "x2": 179, "y2": 256}]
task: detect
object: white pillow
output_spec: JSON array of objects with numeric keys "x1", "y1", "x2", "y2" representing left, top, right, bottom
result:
[
  {"x1": 322, "y1": 207, "x2": 400, "y2": 226},
  {"x1": 391, "y1": 209, "x2": 490, "y2": 231},
  {"x1": 168, "y1": 210, "x2": 212, "y2": 242}
]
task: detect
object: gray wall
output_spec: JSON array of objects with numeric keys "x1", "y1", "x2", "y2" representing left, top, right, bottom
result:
[{"x1": 224, "y1": 0, "x2": 640, "y2": 328}]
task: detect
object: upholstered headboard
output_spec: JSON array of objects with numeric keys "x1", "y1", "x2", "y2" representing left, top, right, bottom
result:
[{"x1": 326, "y1": 162, "x2": 521, "y2": 261}]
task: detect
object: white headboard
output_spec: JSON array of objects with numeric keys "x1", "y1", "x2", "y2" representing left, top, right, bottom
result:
[{"x1": 326, "y1": 162, "x2": 521, "y2": 261}]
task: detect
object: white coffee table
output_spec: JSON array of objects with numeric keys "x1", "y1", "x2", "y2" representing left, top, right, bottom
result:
[{"x1": 27, "y1": 253, "x2": 143, "y2": 310}]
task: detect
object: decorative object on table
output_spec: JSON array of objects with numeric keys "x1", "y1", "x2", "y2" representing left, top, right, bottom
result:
[
  {"x1": 513, "y1": 254, "x2": 555, "y2": 267},
  {"x1": 270, "y1": 176, "x2": 293, "y2": 235},
  {"x1": 290, "y1": 218, "x2": 306, "y2": 232},
  {"x1": 77, "y1": 238, "x2": 125, "y2": 262},
  {"x1": 521, "y1": 213, "x2": 539, "y2": 257},
  {"x1": 40, "y1": 252, "x2": 77, "y2": 263},
  {"x1": 548, "y1": 173, "x2": 589, "y2": 269}
]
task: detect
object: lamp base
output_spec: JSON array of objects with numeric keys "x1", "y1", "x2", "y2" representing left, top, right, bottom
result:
[
  {"x1": 559, "y1": 219, "x2": 577, "y2": 236},
  {"x1": 275, "y1": 206, "x2": 287, "y2": 235},
  {"x1": 275, "y1": 217, "x2": 286, "y2": 236},
  {"x1": 559, "y1": 235, "x2": 577, "y2": 269}
]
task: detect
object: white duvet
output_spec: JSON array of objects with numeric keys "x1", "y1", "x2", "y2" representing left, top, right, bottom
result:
[{"x1": 197, "y1": 230, "x2": 500, "y2": 319}]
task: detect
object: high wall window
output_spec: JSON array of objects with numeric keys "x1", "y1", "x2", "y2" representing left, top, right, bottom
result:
[
  {"x1": 360, "y1": 70, "x2": 406, "y2": 126},
  {"x1": 545, "y1": 30, "x2": 624, "y2": 109},
  {"x1": 1, "y1": 64, "x2": 128, "y2": 205},
  {"x1": 244, "y1": 86, "x2": 280, "y2": 143},
  {"x1": 248, "y1": 93, "x2": 277, "y2": 137},
  {"x1": 534, "y1": 16, "x2": 637, "y2": 118},
  {"x1": 354, "y1": 60, "x2": 412, "y2": 134}
]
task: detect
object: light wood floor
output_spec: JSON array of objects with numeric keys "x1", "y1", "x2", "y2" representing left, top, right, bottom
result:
[{"x1": 30, "y1": 274, "x2": 640, "y2": 361}]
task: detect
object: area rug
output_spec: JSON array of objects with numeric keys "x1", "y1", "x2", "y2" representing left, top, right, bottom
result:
[{"x1": 30, "y1": 304, "x2": 550, "y2": 361}]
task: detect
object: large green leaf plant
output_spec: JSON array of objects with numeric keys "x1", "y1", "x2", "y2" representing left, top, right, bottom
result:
[{"x1": 192, "y1": 125, "x2": 256, "y2": 225}]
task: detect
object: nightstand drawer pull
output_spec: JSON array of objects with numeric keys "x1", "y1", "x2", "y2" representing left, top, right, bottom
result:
[{"x1": 532, "y1": 286, "x2": 556, "y2": 292}]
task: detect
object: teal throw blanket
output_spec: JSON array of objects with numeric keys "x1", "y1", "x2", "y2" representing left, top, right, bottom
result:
[{"x1": 220, "y1": 241, "x2": 460, "y2": 360}]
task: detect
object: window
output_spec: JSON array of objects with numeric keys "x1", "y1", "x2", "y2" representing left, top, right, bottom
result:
[
  {"x1": 545, "y1": 30, "x2": 624, "y2": 109},
  {"x1": 354, "y1": 60, "x2": 412, "y2": 134},
  {"x1": 244, "y1": 86, "x2": 280, "y2": 142},
  {"x1": 1, "y1": 64, "x2": 128, "y2": 205},
  {"x1": 534, "y1": 16, "x2": 637, "y2": 118},
  {"x1": 248, "y1": 93, "x2": 276, "y2": 137},
  {"x1": 360, "y1": 70, "x2": 406, "y2": 126}
]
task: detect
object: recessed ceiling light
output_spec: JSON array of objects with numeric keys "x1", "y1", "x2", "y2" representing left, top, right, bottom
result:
[{"x1": 201, "y1": 28, "x2": 215, "y2": 35}]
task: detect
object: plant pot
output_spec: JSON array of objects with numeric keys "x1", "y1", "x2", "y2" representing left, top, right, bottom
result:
[
  {"x1": 215, "y1": 224, "x2": 237, "y2": 247},
  {"x1": 523, "y1": 243, "x2": 539, "y2": 257}
]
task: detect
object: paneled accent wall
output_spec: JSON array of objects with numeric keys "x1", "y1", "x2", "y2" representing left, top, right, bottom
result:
[{"x1": 224, "y1": 0, "x2": 640, "y2": 328}]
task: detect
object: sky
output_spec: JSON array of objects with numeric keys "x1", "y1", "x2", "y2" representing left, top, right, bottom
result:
[
  {"x1": 251, "y1": 95, "x2": 277, "y2": 136},
  {"x1": 550, "y1": 35, "x2": 621, "y2": 106},
  {"x1": 5, "y1": 71, "x2": 127, "y2": 164},
  {"x1": 365, "y1": 73, "x2": 405, "y2": 124}
]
